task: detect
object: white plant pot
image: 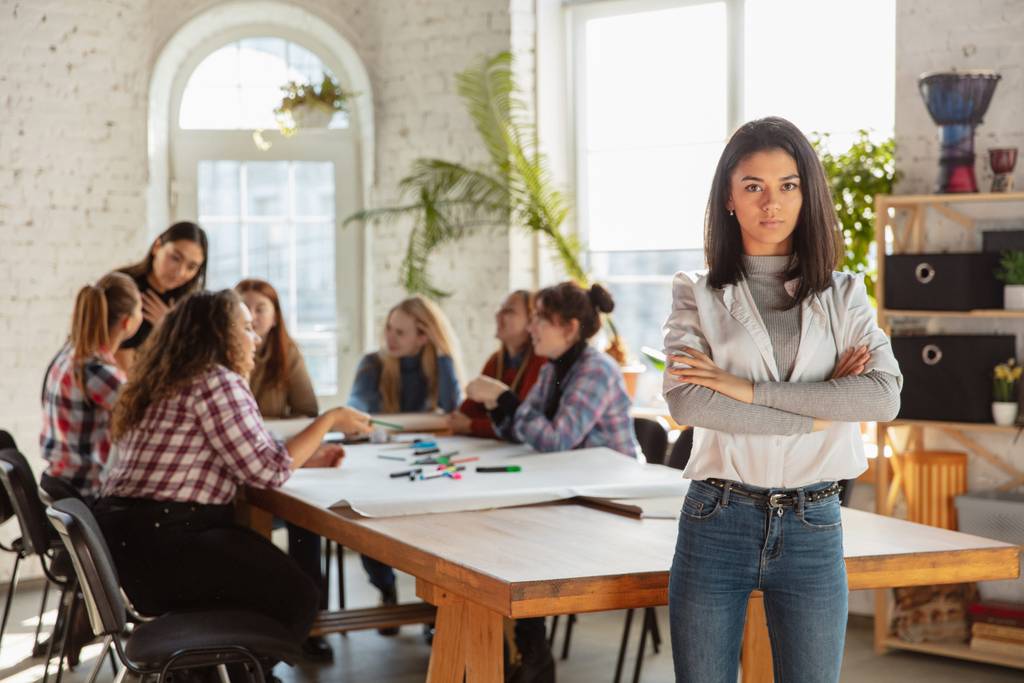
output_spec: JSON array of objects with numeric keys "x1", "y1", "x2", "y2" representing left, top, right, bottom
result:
[
  {"x1": 992, "y1": 401, "x2": 1019, "y2": 426},
  {"x1": 1004, "y1": 285, "x2": 1024, "y2": 310},
  {"x1": 289, "y1": 102, "x2": 335, "y2": 129}
]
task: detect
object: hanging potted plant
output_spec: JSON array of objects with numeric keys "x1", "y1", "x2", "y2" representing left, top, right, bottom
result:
[
  {"x1": 995, "y1": 250, "x2": 1024, "y2": 310},
  {"x1": 274, "y1": 74, "x2": 354, "y2": 137},
  {"x1": 992, "y1": 358, "x2": 1021, "y2": 426}
]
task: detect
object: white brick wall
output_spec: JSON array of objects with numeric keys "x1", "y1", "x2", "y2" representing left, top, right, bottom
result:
[{"x1": 0, "y1": 0, "x2": 527, "y2": 581}]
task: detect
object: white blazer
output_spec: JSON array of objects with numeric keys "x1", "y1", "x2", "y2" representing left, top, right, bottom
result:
[{"x1": 662, "y1": 269, "x2": 902, "y2": 488}]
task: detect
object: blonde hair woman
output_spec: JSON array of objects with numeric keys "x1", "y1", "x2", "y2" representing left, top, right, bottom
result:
[
  {"x1": 348, "y1": 295, "x2": 462, "y2": 414},
  {"x1": 346, "y1": 295, "x2": 462, "y2": 623}
]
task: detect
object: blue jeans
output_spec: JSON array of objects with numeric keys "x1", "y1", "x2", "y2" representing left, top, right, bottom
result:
[
  {"x1": 361, "y1": 555, "x2": 396, "y2": 594},
  {"x1": 669, "y1": 480, "x2": 847, "y2": 683}
]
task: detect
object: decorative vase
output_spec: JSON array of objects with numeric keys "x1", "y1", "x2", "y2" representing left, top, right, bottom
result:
[
  {"x1": 1004, "y1": 285, "x2": 1024, "y2": 310},
  {"x1": 992, "y1": 401, "x2": 1018, "y2": 426},
  {"x1": 917, "y1": 71, "x2": 1001, "y2": 193},
  {"x1": 990, "y1": 147, "x2": 1018, "y2": 193},
  {"x1": 289, "y1": 102, "x2": 336, "y2": 129}
]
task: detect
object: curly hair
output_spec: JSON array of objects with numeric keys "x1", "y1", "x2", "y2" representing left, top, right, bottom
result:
[{"x1": 112, "y1": 289, "x2": 248, "y2": 439}]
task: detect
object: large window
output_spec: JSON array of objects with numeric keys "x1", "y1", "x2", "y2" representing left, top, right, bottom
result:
[
  {"x1": 171, "y1": 36, "x2": 363, "y2": 399},
  {"x1": 572, "y1": 0, "x2": 895, "y2": 405}
]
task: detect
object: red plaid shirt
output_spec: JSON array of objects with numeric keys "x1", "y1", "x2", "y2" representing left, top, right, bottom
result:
[
  {"x1": 40, "y1": 344, "x2": 124, "y2": 498},
  {"x1": 103, "y1": 364, "x2": 292, "y2": 504}
]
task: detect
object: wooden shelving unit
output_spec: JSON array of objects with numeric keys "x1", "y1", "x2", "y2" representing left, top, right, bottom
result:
[{"x1": 873, "y1": 192, "x2": 1024, "y2": 671}]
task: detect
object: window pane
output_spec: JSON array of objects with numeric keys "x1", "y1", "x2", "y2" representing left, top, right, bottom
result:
[
  {"x1": 294, "y1": 163, "x2": 335, "y2": 217},
  {"x1": 296, "y1": 334, "x2": 338, "y2": 396},
  {"x1": 198, "y1": 161, "x2": 240, "y2": 217},
  {"x1": 246, "y1": 162, "x2": 288, "y2": 216},
  {"x1": 179, "y1": 37, "x2": 348, "y2": 130},
  {"x1": 582, "y1": 2, "x2": 727, "y2": 252},
  {"x1": 203, "y1": 222, "x2": 242, "y2": 291},
  {"x1": 246, "y1": 223, "x2": 291, "y2": 299},
  {"x1": 744, "y1": 0, "x2": 895, "y2": 150},
  {"x1": 295, "y1": 221, "x2": 336, "y2": 331}
]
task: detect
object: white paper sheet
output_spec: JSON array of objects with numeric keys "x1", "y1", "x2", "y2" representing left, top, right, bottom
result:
[{"x1": 276, "y1": 436, "x2": 688, "y2": 517}]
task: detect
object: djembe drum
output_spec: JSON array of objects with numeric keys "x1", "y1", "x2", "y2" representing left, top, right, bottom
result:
[{"x1": 918, "y1": 70, "x2": 1001, "y2": 193}]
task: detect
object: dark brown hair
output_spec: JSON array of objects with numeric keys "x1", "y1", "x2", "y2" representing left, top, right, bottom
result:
[
  {"x1": 535, "y1": 281, "x2": 614, "y2": 340},
  {"x1": 120, "y1": 221, "x2": 209, "y2": 297},
  {"x1": 112, "y1": 290, "x2": 247, "y2": 439},
  {"x1": 235, "y1": 278, "x2": 292, "y2": 389},
  {"x1": 705, "y1": 117, "x2": 840, "y2": 306},
  {"x1": 69, "y1": 272, "x2": 140, "y2": 396}
]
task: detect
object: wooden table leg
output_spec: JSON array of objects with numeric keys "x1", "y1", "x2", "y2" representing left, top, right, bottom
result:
[
  {"x1": 418, "y1": 580, "x2": 503, "y2": 683},
  {"x1": 740, "y1": 592, "x2": 773, "y2": 683},
  {"x1": 235, "y1": 498, "x2": 273, "y2": 538}
]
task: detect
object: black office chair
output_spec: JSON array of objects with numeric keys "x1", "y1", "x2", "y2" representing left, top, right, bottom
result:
[
  {"x1": 46, "y1": 498, "x2": 302, "y2": 683},
  {"x1": 0, "y1": 442, "x2": 84, "y2": 683},
  {"x1": 665, "y1": 428, "x2": 694, "y2": 471},
  {"x1": 633, "y1": 417, "x2": 669, "y2": 464}
]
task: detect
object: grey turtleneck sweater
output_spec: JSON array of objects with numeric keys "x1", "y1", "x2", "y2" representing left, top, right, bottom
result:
[{"x1": 665, "y1": 255, "x2": 902, "y2": 434}]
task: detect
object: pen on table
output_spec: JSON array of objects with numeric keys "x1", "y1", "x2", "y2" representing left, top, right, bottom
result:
[
  {"x1": 419, "y1": 468, "x2": 464, "y2": 481},
  {"x1": 377, "y1": 454, "x2": 407, "y2": 461},
  {"x1": 370, "y1": 418, "x2": 405, "y2": 430},
  {"x1": 389, "y1": 468, "x2": 423, "y2": 478},
  {"x1": 381, "y1": 440, "x2": 436, "y2": 450},
  {"x1": 476, "y1": 466, "x2": 522, "y2": 473}
]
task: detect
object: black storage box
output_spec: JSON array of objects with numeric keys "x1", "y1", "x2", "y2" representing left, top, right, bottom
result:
[
  {"x1": 982, "y1": 229, "x2": 1024, "y2": 253},
  {"x1": 884, "y1": 252, "x2": 1002, "y2": 310},
  {"x1": 893, "y1": 335, "x2": 1016, "y2": 423}
]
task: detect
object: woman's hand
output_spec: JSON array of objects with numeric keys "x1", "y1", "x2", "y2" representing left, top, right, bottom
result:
[
  {"x1": 303, "y1": 444, "x2": 345, "y2": 468},
  {"x1": 465, "y1": 376, "x2": 510, "y2": 410},
  {"x1": 448, "y1": 411, "x2": 473, "y2": 434},
  {"x1": 141, "y1": 290, "x2": 172, "y2": 326},
  {"x1": 832, "y1": 346, "x2": 869, "y2": 380},
  {"x1": 667, "y1": 347, "x2": 754, "y2": 404},
  {"x1": 329, "y1": 407, "x2": 371, "y2": 436}
]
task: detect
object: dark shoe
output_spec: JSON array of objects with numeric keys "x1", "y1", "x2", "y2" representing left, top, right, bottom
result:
[
  {"x1": 377, "y1": 586, "x2": 399, "y2": 636},
  {"x1": 301, "y1": 635, "x2": 334, "y2": 663}
]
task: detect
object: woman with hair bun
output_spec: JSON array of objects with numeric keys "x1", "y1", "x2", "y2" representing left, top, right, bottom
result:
[{"x1": 464, "y1": 280, "x2": 638, "y2": 683}]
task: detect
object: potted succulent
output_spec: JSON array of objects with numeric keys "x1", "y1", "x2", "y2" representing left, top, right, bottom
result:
[
  {"x1": 992, "y1": 358, "x2": 1021, "y2": 425},
  {"x1": 995, "y1": 250, "x2": 1024, "y2": 310},
  {"x1": 274, "y1": 74, "x2": 353, "y2": 137}
]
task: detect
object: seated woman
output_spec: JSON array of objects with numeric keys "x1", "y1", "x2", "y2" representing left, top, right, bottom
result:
[
  {"x1": 465, "y1": 281, "x2": 636, "y2": 683},
  {"x1": 449, "y1": 290, "x2": 546, "y2": 438},
  {"x1": 236, "y1": 278, "x2": 333, "y2": 661},
  {"x1": 348, "y1": 295, "x2": 462, "y2": 414},
  {"x1": 347, "y1": 295, "x2": 462, "y2": 628},
  {"x1": 96, "y1": 290, "x2": 370, "y2": 669},
  {"x1": 40, "y1": 272, "x2": 142, "y2": 504},
  {"x1": 116, "y1": 221, "x2": 208, "y2": 372}
]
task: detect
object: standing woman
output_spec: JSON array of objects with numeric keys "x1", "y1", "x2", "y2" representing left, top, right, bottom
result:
[
  {"x1": 116, "y1": 221, "x2": 208, "y2": 371},
  {"x1": 40, "y1": 272, "x2": 142, "y2": 504},
  {"x1": 236, "y1": 277, "x2": 332, "y2": 661},
  {"x1": 662, "y1": 117, "x2": 902, "y2": 683},
  {"x1": 449, "y1": 290, "x2": 546, "y2": 437}
]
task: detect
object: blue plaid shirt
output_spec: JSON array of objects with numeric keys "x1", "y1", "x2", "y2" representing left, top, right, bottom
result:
[{"x1": 496, "y1": 345, "x2": 638, "y2": 458}]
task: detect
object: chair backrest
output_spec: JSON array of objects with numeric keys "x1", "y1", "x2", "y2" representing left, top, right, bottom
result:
[
  {"x1": 0, "y1": 446, "x2": 55, "y2": 556},
  {"x1": 633, "y1": 418, "x2": 668, "y2": 465},
  {"x1": 665, "y1": 428, "x2": 694, "y2": 471},
  {"x1": 45, "y1": 499, "x2": 126, "y2": 637},
  {"x1": 0, "y1": 431, "x2": 18, "y2": 524}
]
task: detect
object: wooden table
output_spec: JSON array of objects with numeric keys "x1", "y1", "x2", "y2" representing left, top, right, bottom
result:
[{"x1": 243, "y1": 489, "x2": 1020, "y2": 683}]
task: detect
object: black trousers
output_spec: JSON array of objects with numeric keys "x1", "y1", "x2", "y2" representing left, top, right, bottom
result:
[{"x1": 94, "y1": 497, "x2": 318, "y2": 643}]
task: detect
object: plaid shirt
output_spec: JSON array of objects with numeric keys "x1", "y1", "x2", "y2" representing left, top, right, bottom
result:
[
  {"x1": 498, "y1": 345, "x2": 638, "y2": 458},
  {"x1": 103, "y1": 364, "x2": 292, "y2": 504},
  {"x1": 40, "y1": 344, "x2": 125, "y2": 498}
]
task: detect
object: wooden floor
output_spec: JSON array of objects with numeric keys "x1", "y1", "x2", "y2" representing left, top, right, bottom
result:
[{"x1": 0, "y1": 546, "x2": 1020, "y2": 683}]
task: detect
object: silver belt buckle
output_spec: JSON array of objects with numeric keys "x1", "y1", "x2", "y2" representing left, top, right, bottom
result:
[{"x1": 768, "y1": 493, "x2": 786, "y2": 508}]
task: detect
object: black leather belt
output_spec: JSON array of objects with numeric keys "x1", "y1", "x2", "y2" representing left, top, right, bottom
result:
[{"x1": 704, "y1": 478, "x2": 841, "y2": 508}]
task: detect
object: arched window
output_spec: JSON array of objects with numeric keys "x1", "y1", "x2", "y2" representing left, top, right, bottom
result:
[{"x1": 169, "y1": 34, "x2": 364, "y2": 400}]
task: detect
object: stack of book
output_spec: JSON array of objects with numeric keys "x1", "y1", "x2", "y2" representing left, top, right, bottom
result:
[{"x1": 968, "y1": 601, "x2": 1024, "y2": 657}]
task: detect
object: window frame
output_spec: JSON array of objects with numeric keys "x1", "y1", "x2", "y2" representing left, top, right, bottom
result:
[{"x1": 169, "y1": 28, "x2": 365, "y2": 406}]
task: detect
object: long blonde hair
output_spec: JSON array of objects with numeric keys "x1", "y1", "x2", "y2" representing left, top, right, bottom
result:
[
  {"x1": 378, "y1": 296, "x2": 462, "y2": 413},
  {"x1": 69, "y1": 272, "x2": 140, "y2": 397}
]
